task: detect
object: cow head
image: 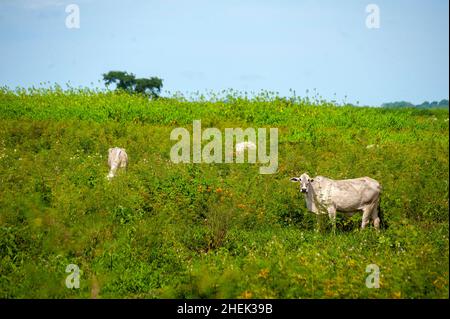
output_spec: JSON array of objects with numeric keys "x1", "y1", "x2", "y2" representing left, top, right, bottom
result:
[{"x1": 290, "y1": 173, "x2": 314, "y2": 193}]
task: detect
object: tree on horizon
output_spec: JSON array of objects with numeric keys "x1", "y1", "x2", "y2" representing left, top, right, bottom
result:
[{"x1": 103, "y1": 71, "x2": 163, "y2": 98}]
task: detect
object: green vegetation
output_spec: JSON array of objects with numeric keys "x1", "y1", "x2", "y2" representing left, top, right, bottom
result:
[
  {"x1": 0, "y1": 87, "x2": 448, "y2": 298},
  {"x1": 382, "y1": 99, "x2": 449, "y2": 109}
]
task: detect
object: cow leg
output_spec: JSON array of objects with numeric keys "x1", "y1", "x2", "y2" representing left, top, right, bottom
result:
[
  {"x1": 107, "y1": 169, "x2": 115, "y2": 180},
  {"x1": 314, "y1": 215, "x2": 321, "y2": 233},
  {"x1": 327, "y1": 206, "x2": 337, "y2": 233},
  {"x1": 361, "y1": 206, "x2": 372, "y2": 229},
  {"x1": 315, "y1": 214, "x2": 327, "y2": 233},
  {"x1": 107, "y1": 165, "x2": 117, "y2": 180}
]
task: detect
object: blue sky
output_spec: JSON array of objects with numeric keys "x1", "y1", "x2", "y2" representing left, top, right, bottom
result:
[{"x1": 0, "y1": 0, "x2": 448, "y2": 106}]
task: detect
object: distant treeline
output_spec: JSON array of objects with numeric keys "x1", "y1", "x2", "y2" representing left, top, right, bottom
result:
[{"x1": 382, "y1": 99, "x2": 449, "y2": 109}]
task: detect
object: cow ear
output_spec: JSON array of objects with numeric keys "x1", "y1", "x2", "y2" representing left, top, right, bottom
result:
[{"x1": 290, "y1": 177, "x2": 300, "y2": 182}]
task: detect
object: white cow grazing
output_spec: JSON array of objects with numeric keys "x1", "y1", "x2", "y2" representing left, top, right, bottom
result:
[
  {"x1": 107, "y1": 147, "x2": 128, "y2": 180},
  {"x1": 290, "y1": 173, "x2": 381, "y2": 229},
  {"x1": 235, "y1": 141, "x2": 257, "y2": 155}
]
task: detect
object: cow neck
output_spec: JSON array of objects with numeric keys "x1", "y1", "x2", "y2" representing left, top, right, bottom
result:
[{"x1": 306, "y1": 182, "x2": 316, "y2": 211}]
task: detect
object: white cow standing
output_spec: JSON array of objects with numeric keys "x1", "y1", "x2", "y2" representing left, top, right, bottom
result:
[
  {"x1": 107, "y1": 147, "x2": 128, "y2": 180},
  {"x1": 290, "y1": 173, "x2": 381, "y2": 230},
  {"x1": 235, "y1": 141, "x2": 257, "y2": 155},
  {"x1": 226, "y1": 141, "x2": 258, "y2": 161}
]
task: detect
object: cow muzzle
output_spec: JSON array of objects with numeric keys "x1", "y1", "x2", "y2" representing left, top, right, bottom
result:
[{"x1": 301, "y1": 188, "x2": 307, "y2": 193}]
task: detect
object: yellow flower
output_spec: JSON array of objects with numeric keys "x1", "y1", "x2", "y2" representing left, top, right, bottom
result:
[
  {"x1": 258, "y1": 268, "x2": 269, "y2": 279},
  {"x1": 241, "y1": 291, "x2": 252, "y2": 299},
  {"x1": 33, "y1": 218, "x2": 42, "y2": 227},
  {"x1": 392, "y1": 291, "x2": 402, "y2": 299}
]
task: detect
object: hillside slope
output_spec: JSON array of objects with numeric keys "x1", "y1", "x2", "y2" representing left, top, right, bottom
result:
[{"x1": 0, "y1": 89, "x2": 448, "y2": 298}]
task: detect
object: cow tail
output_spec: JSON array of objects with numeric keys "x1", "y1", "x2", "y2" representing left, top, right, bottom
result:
[
  {"x1": 377, "y1": 195, "x2": 388, "y2": 230},
  {"x1": 374, "y1": 184, "x2": 387, "y2": 230}
]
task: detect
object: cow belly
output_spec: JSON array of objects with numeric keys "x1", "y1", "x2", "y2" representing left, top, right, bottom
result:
[
  {"x1": 331, "y1": 185, "x2": 378, "y2": 211},
  {"x1": 334, "y1": 197, "x2": 364, "y2": 212},
  {"x1": 325, "y1": 189, "x2": 366, "y2": 212}
]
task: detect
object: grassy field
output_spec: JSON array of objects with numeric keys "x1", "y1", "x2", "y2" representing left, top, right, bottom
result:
[{"x1": 0, "y1": 88, "x2": 448, "y2": 298}]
